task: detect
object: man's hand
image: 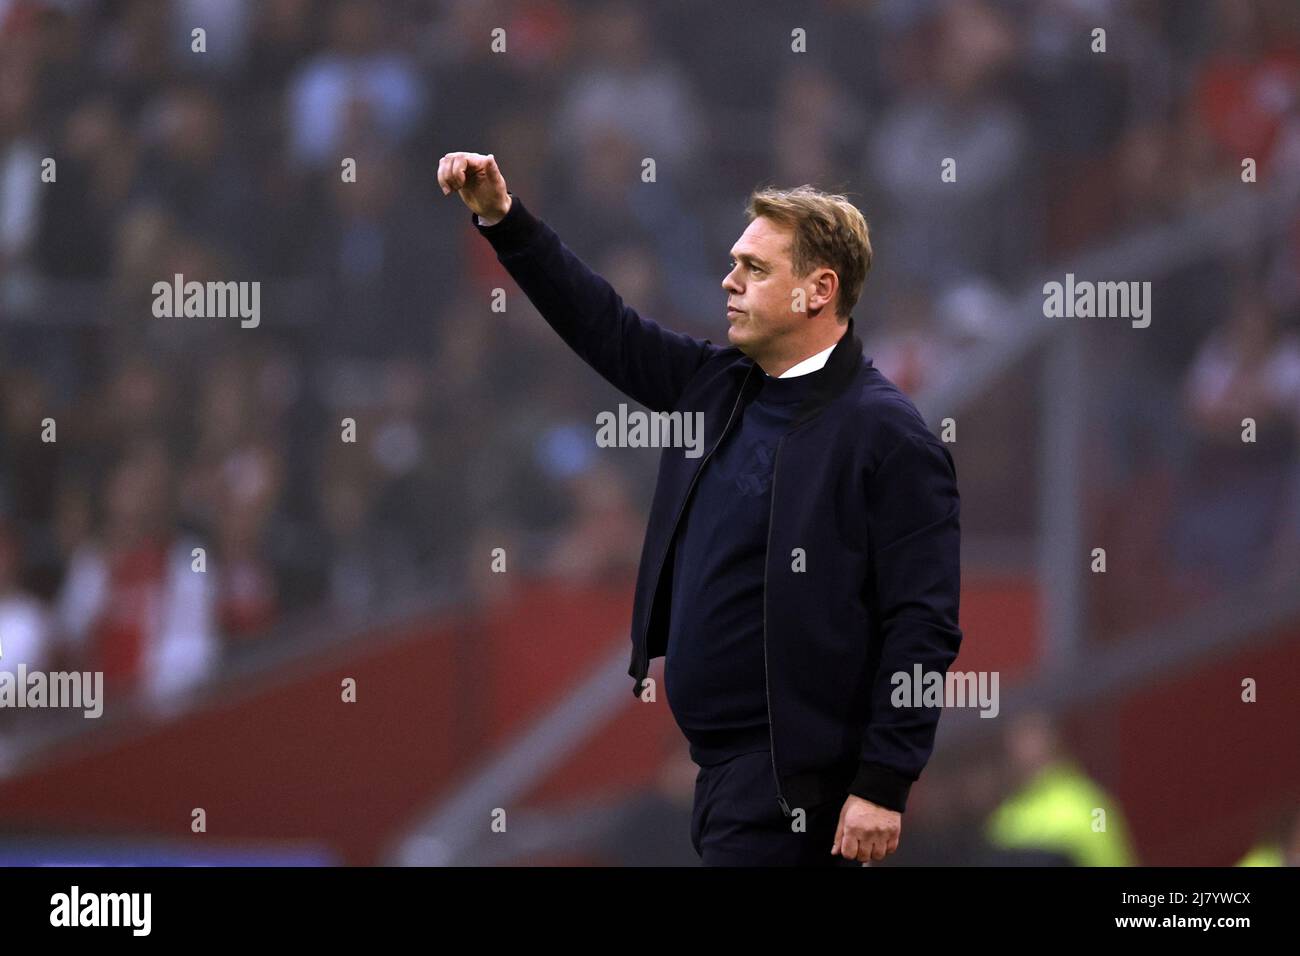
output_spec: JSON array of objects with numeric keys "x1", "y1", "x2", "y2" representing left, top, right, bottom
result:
[
  {"x1": 831, "y1": 794, "x2": 901, "y2": 864},
  {"x1": 438, "y1": 151, "x2": 511, "y2": 224}
]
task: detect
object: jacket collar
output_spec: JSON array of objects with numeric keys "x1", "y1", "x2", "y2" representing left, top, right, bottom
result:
[{"x1": 740, "y1": 315, "x2": 867, "y2": 428}]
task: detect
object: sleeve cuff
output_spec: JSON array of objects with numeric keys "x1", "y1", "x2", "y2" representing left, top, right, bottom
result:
[
  {"x1": 848, "y1": 761, "x2": 914, "y2": 813},
  {"x1": 471, "y1": 192, "x2": 538, "y2": 251}
]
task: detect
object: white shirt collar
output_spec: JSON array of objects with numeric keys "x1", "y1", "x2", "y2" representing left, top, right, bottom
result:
[{"x1": 772, "y1": 341, "x2": 837, "y2": 378}]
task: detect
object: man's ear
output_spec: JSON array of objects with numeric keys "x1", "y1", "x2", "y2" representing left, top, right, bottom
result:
[{"x1": 812, "y1": 267, "x2": 839, "y2": 311}]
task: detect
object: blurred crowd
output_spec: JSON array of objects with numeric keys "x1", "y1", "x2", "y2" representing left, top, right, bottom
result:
[{"x1": 1, "y1": 0, "x2": 1298, "y2": 709}]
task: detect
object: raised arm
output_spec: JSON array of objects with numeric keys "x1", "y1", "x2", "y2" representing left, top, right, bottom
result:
[{"x1": 438, "y1": 151, "x2": 719, "y2": 412}]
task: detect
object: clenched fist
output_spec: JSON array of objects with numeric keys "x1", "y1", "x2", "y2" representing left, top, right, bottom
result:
[
  {"x1": 831, "y1": 794, "x2": 902, "y2": 864},
  {"x1": 438, "y1": 151, "x2": 511, "y2": 225}
]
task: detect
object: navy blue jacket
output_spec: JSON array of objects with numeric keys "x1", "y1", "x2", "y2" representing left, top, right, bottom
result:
[{"x1": 472, "y1": 194, "x2": 963, "y2": 816}]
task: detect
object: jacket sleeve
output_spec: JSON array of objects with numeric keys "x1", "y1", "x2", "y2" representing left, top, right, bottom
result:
[
  {"x1": 849, "y1": 432, "x2": 963, "y2": 813},
  {"x1": 472, "y1": 193, "x2": 718, "y2": 412}
]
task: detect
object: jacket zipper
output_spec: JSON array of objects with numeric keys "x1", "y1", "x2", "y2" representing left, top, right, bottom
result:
[
  {"x1": 764, "y1": 433, "x2": 792, "y2": 817},
  {"x1": 762, "y1": 406, "x2": 837, "y2": 818},
  {"x1": 634, "y1": 366, "x2": 755, "y2": 681}
]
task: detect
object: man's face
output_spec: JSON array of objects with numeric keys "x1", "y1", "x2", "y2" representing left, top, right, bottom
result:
[{"x1": 722, "y1": 217, "x2": 806, "y2": 361}]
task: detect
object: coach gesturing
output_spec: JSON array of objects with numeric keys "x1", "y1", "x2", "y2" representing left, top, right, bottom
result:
[{"x1": 439, "y1": 152, "x2": 963, "y2": 867}]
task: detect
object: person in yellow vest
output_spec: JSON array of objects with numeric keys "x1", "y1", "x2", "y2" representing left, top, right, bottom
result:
[
  {"x1": 1235, "y1": 806, "x2": 1300, "y2": 866},
  {"x1": 1236, "y1": 843, "x2": 1284, "y2": 866},
  {"x1": 984, "y1": 711, "x2": 1137, "y2": 867}
]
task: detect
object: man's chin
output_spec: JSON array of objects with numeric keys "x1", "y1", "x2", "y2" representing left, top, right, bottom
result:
[{"x1": 727, "y1": 324, "x2": 758, "y2": 358}]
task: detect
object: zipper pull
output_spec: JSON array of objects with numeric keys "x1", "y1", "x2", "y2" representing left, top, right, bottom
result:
[{"x1": 777, "y1": 795, "x2": 792, "y2": 817}]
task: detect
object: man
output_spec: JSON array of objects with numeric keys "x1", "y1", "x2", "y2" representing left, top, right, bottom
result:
[{"x1": 438, "y1": 151, "x2": 963, "y2": 866}]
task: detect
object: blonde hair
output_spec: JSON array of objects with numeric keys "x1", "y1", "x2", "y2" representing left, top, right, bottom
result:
[{"x1": 745, "y1": 185, "x2": 873, "y2": 322}]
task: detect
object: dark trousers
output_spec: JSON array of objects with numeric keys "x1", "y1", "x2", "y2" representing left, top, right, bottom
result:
[{"x1": 690, "y1": 750, "x2": 864, "y2": 867}]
